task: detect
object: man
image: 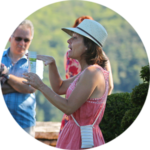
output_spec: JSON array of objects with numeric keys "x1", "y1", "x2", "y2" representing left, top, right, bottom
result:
[{"x1": 1, "y1": 20, "x2": 43, "y2": 137}]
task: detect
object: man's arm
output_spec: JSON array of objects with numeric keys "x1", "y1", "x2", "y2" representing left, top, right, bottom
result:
[
  {"x1": 6, "y1": 74, "x2": 36, "y2": 94},
  {"x1": 2, "y1": 83, "x2": 17, "y2": 94}
]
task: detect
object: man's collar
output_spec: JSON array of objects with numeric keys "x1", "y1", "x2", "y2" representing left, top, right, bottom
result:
[{"x1": 4, "y1": 47, "x2": 28, "y2": 60}]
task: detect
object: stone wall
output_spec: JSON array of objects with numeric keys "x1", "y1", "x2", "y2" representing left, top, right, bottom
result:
[{"x1": 35, "y1": 122, "x2": 61, "y2": 147}]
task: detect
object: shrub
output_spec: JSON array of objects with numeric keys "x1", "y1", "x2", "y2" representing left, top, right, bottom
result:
[
  {"x1": 140, "y1": 65, "x2": 150, "y2": 83},
  {"x1": 99, "y1": 65, "x2": 149, "y2": 143},
  {"x1": 121, "y1": 106, "x2": 142, "y2": 132},
  {"x1": 99, "y1": 92, "x2": 132, "y2": 143},
  {"x1": 131, "y1": 83, "x2": 149, "y2": 107}
]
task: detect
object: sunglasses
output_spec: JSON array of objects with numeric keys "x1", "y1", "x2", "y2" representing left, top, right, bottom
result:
[{"x1": 12, "y1": 36, "x2": 31, "y2": 43}]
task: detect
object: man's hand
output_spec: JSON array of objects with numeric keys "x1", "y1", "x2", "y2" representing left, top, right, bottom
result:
[
  {"x1": 0, "y1": 63, "x2": 9, "y2": 85},
  {"x1": 0, "y1": 64, "x2": 9, "y2": 76}
]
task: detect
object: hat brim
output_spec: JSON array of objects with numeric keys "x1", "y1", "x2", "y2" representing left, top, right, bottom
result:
[{"x1": 61, "y1": 27, "x2": 101, "y2": 47}]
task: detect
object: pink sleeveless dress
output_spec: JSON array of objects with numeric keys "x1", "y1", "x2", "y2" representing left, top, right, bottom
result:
[{"x1": 56, "y1": 65, "x2": 109, "y2": 149}]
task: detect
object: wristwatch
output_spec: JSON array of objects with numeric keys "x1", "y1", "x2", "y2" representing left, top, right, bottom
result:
[{"x1": 5, "y1": 74, "x2": 10, "y2": 82}]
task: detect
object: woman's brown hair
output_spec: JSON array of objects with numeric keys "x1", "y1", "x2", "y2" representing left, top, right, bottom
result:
[
  {"x1": 73, "y1": 16, "x2": 107, "y2": 68},
  {"x1": 82, "y1": 37, "x2": 107, "y2": 68}
]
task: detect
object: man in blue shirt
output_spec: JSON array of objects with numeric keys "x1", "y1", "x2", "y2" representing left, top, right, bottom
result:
[{"x1": 1, "y1": 20, "x2": 43, "y2": 137}]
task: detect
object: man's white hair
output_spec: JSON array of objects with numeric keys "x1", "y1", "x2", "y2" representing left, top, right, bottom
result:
[{"x1": 12, "y1": 19, "x2": 34, "y2": 38}]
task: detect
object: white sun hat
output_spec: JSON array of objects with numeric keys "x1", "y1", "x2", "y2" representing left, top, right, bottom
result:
[{"x1": 62, "y1": 19, "x2": 108, "y2": 47}]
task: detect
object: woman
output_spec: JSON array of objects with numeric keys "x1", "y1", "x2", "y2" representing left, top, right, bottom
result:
[
  {"x1": 62, "y1": 16, "x2": 94, "y2": 135},
  {"x1": 23, "y1": 19, "x2": 109, "y2": 149},
  {"x1": 61, "y1": 16, "x2": 114, "y2": 136},
  {"x1": 64, "y1": 16, "x2": 113, "y2": 93}
]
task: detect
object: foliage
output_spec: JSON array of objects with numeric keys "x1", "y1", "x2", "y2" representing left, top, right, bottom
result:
[
  {"x1": 120, "y1": 107, "x2": 141, "y2": 132},
  {"x1": 119, "y1": 65, "x2": 149, "y2": 138},
  {"x1": 140, "y1": 65, "x2": 150, "y2": 83},
  {"x1": 131, "y1": 83, "x2": 149, "y2": 107},
  {"x1": 99, "y1": 92, "x2": 132, "y2": 143},
  {"x1": 100, "y1": 64, "x2": 149, "y2": 142}
]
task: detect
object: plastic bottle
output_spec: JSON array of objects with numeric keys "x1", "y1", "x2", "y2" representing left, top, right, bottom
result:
[{"x1": 28, "y1": 51, "x2": 37, "y2": 73}]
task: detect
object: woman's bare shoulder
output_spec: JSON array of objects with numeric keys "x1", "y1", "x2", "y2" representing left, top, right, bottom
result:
[{"x1": 80, "y1": 65, "x2": 103, "y2": 81}]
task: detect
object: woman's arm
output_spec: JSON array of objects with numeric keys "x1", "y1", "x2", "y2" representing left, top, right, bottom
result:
[
  {"x1": 39, "y1": 69, "x2": 96, "y2": 115},
  {"x1": 105, "y1": 60, "x2": 114, "y2": 95},
  {"x1": 49, "y1": 60, "x2": 78, "y2": 95},
  {"x1": 23, "y1": 66, "x2": 104, "y2": 115},
  {"x1": 102, "y1": 51, "x2": 114, "y2": 95},
  {"x1": 36, "y1": 55, "x2": 76, "y2": 95}
]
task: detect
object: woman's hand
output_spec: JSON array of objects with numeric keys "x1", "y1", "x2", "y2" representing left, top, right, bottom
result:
[
  {"x1": 37, "y1": 55, "x2": 55, "y2": 66},
  {"x1": 23, "y1": 72, "x2": 45, "y2": 90},
  {"x1": 26, "y1": 53, "x2": 55, "y2": 66}
]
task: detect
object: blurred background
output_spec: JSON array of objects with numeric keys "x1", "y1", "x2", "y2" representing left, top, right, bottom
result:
[{"x1": 5, "y1": 1, "x2": 149, "y2": 122}]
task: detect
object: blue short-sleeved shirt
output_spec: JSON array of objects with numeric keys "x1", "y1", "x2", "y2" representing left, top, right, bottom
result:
[{"x1": 1, "y1": 48, "x2": 43, "y2": 128}]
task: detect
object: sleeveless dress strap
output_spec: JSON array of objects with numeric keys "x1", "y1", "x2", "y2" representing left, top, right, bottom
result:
[
  {"x1": 94, "y1": 65, "x2": 109, "y2": 81},
  {"x1": 92, "y1": 102, "x2": 105, "y2": 126},
  {"x1": 71, "y1": 102, "x2": 105, "y2": 128},
  {"x1": 73, "y1": 68, "x2": 86, "y2": 84}
]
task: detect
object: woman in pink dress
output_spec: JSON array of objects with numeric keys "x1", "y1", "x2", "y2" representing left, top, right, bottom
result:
[
  {"x1": 60, "y1": 16, "x2": 113, "y2": 135},
  {"x1": 60, "y1": 16, "x2": 93, "y2": 135},
  {"x1": 23, "y1": 19, "x2": 109, "y2": 149}
]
